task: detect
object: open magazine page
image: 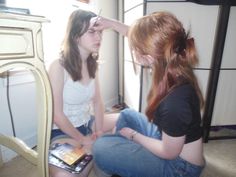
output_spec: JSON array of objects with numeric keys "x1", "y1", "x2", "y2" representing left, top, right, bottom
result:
[
  {"x1": 50, "y1": 143, "x2": 86, "y2": 165},
  {"x1": 49, "y1": 143, "x2": 93, "y2": 174}
]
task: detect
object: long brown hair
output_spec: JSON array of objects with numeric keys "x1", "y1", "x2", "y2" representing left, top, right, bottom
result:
[
  {"x1": 60, "y1": 9, "x2": 98, "y2": 81},
  {"x1": 128, "y1": 11, "x2": 204, "y2": 121}
]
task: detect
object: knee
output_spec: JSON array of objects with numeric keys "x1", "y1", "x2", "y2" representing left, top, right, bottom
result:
[
  {"x1": 92, "y1": 137, "x2": 110, "y2": 169},
  {"x1": 119, "y1": 108, "x2": 138, "y2": 121},
  {"x1": 92, "y1": 137, "x2": 110, "y2": 159},
  {"x1": 92, "y1": 137, "x2": 106, "y2": 156},
  {"x1": 92, "y1": 135, "x2": 124, "y2": 166},
  {"x1": 49, "y1": 166, "x2": 73, "y2": 177},
  {"x1": 120, "y1": 108, "x2": 135, "y2": 116}
]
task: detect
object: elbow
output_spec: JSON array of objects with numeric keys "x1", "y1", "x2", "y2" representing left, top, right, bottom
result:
[
  {"x1": 53, "y1": 112, "x2": 64, "y2": 125},
  {"x1": 164, "y1": 153, "x2": 179, "y2": 160},
  {"x1": 53, "y1": 116, "x2": 60, "y2": 127},
  {"x1": 159, "y1": 148, "x2": 180, "y2": 160}
]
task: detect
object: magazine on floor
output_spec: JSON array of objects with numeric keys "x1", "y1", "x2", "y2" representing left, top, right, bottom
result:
[{"x1": 49, "y1": 143, "x2": 93, "y2": 174}]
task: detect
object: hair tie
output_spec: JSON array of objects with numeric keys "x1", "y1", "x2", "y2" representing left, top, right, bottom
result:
[{"x1": 174, "y1": 36, "x2": 186, "y2": 55}]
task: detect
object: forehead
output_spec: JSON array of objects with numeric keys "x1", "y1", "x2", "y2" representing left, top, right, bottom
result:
[{"x1": 87, "y1": 21, "x2": 96, "y2": 31}]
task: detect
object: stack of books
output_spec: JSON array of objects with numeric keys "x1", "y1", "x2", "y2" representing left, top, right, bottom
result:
[{"x1": 49, "y1": 143, "x2": 93, "y2": 174}]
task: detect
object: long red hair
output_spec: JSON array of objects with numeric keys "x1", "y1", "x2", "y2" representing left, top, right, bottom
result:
[{"x1": 128, "y1": 12, "x2": 204, "y2": 121}]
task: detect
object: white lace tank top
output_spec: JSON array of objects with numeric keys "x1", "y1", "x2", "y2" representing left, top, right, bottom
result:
[{"x1": 53, "y1": 70, "x2": 95, "y2": 129}]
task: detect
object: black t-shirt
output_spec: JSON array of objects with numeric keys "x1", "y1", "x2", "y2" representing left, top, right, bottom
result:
[{"x1": 153, "y1": 84, "x2": 202, "y2": 144}]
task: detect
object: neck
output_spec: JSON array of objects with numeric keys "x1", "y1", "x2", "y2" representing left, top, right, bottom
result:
[
  {"x1": 82, "y1": 60, "x2": 87, "y2": 66},
  {"x1": 78, "y1": 46, "x2": 90, "y2": 62}
]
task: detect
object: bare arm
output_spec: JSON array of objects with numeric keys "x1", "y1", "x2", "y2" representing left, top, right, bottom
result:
[
  {"x1": 92, "y1": 73, "x2": 104, "y2": 135},
  {"x1": 120, "y1": 127, "x2": 185, "y2": 159},
  {"x1": 91, "y1": 16, "x2": 129, "y2": 36}
]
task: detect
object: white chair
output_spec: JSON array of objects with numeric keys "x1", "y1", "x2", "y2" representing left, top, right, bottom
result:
[{"x1": 0, "y1": 12, "x2": 53, "y2": 177}]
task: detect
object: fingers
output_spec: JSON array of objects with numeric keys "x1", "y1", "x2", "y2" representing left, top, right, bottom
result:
[
  {"x1": 90, "y1": 16, "x2": 109, "y2": 31},
  {"x1": 119, "y1": 127, "x2": 134, "y2": 139},
  {"x1": 90, "y1": 17, "x2": 99, "y2": 26},
  {"x1": 90, "y1": 16, "x2": 102, "y2": 30}
]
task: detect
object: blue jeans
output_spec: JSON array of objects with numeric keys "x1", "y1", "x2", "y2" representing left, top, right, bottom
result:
[
  {"x1": 51, "y1": 117, "x2": 94, "y2": 141},
  {"x1": 92, "y1": 109, "x2": 204, "y2": 177}
]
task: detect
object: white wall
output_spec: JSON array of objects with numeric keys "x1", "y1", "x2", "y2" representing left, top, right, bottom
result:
[
  {"x1": 0, "y1": 72, "x2": 37, "y2": 162},
  {"x1": 95, "y1": 0, "x2": 119, "y2": 108},
  {"x1": 211, "y1": 6, "x2": 236, "y2": 126}
]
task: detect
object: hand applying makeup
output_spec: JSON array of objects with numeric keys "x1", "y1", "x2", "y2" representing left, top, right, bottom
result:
[{"x1": 90, "y1": 14, "x2": 129, "y2": 36}]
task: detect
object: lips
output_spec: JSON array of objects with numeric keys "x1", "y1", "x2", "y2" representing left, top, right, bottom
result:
[{"x1": 94, "y1": 43, "x2": 101, "y2": 48}]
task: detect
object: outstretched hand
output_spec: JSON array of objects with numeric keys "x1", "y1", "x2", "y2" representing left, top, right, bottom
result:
[
  {"x1": 90, "y1": 15, "x2": 129, "y2": 36},
  {"x1": 90, "y1": 16, "x2": 113, "y2": 31}
]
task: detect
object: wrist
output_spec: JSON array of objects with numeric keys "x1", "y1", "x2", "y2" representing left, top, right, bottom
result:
[
  {"x1": 96, "y1": 130, "x2": 103, "y2": 136},
  {"x1": 130, "y1": 130, "x2": 138, "y2": 141},
  {"x1": 77, "y1": 136, "x2": 85, "y2": 146}
]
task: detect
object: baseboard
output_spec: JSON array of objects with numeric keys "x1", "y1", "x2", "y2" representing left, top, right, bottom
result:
[{"x1": 104, "y1": 97, "x2": 119, "y2": 110}]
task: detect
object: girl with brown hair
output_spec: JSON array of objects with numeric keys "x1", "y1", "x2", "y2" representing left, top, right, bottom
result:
[{"x1": 48, "y1": 9, "x2": 117, "y2": 177}]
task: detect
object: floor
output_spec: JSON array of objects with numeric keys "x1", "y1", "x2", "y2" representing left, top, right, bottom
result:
[
  {"x1": 200, "y1": 127, "x2": 236, "y2": 177},
  {"x1": 201, "y1": 139, "x2": 236, "y2": 177},
  {"x1": 1, "y1": 120, "x2": 236, "y2": 177},
  {"x1": 1, "y1": 138, "x2": 236, "y2": 177}
]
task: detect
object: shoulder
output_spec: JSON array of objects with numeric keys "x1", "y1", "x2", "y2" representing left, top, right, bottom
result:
[
  {"x1": 48, "y1": 59, "x2": 65, "y2": 85},
  {"x1": 170, "y1": 84, "x2": 195, "y2": 98},
  {"x1": 159, "y1": 84, "x2": 196, "y2": 117},
  {"x1": 49, "y1": 59, "x2": 63, "y2": 71},
  {"x1": 165, "y1": 84, "x2": 196, "y2": 106},
  {"x1": 48, "y1": 59, "x2": 64, "y2": 75}
]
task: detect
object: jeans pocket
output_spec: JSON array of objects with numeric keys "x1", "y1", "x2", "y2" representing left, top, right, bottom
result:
[
  {"x1": 171, "y1": 157, "x2": 203, "y2": 177},
  {"x1": 173, "y1": 163, "x2": 188, "y2": 177}
]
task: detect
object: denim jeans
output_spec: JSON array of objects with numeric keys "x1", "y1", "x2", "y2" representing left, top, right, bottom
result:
[
  {"x1": 51, "y1": 116, "x2": 94, "y2": 141},
  {"x1": 92, "y1": 108, "x2": 204, "y2": 177}
]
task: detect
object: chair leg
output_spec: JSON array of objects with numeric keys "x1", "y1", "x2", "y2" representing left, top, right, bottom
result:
[{"x1": 0, "y1": 147, "x2": 3, "y2": 167}]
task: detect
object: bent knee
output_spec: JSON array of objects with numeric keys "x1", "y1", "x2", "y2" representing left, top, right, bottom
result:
[
  {"x1": 92, "y1": 135, "x2": 124, "y2": 163},
  {"x1": 92, "y1": 136, "x2": 110, "y2": 157},
  {"x1": 119, "y1": 108, "x2": 140, "y2": 121},
  {"x1": 120, "y1": 108, "x2": 135, "y2": 116}
]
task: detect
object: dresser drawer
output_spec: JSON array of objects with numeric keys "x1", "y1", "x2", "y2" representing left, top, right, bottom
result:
[{"x1": 0, "y1": 27, "x2": 34, "y2": 59}]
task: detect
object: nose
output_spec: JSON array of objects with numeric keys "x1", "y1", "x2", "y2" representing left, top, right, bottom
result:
[{"x1": 95, "y1": 31, "x2": 102, "y2": 40}]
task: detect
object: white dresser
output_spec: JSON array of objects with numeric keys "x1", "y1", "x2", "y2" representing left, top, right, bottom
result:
[{"x1": 0, "y1": 12, "x2": 53, "y2": 177}]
